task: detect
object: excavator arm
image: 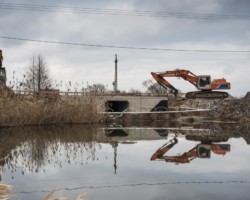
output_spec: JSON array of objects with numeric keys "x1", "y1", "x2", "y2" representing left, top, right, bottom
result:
[
  {"x1": 150, "y1": 137, "x2": 178, "y2": 161},
  {"x1": 150, "y1": 137, "x2": 198, "y2": 164},
  {"x1": 151, "y1": 69, "x2": 198, "y2": 97}
]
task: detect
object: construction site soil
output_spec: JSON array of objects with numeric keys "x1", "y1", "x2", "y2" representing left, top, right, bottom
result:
[{"x1": 168, "y1": 92, "x2": 250, "y2": 124}]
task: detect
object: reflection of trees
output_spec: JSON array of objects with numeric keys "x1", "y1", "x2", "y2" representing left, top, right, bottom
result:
[
  {"x1": 1, "y1": 123, "x2": 250, "y2": 178},
  {"x1": 0, "y1": 125, "x2": 101, "y2": 177}
]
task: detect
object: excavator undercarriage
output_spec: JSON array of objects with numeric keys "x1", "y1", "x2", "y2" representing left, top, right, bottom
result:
[{"x1": 185, "y1": 91, "x2": 229, "y2": 99}]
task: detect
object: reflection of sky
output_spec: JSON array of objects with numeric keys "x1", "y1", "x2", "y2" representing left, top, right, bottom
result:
[{"x1": 2, "y1": 134, "x2": 250, "y2": 200}]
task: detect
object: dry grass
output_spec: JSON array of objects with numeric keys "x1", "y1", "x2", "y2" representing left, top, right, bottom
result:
[
  {"x1": 0, "y1": 183, "x2": 85, "y2": 200},
  {"x1": 43, "y1": 190, "x2": 85, "y2": 200},
  {"x1": 0, "y1": 84, "x2": 102, "y2": 127},
  {"x1": 0, "y1": 183, "x2": 12, "y2": 200}
]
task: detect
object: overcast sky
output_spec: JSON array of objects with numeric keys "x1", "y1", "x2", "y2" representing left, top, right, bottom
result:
[{"x1": 0, "y1": 0, "x2": 249, "y2": 96}]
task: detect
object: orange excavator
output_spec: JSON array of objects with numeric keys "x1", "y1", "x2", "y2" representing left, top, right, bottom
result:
[
  {"x1": 150, "y1": 137, "x2": 230, "y2": 164},
  {"x1": 151, "y1": 69, "x2": 230, "y2": 99}
]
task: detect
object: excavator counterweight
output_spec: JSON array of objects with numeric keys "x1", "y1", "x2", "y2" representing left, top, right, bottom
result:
[{"x1": 151, "y1": 69, "x2": 230, "y2": 99}]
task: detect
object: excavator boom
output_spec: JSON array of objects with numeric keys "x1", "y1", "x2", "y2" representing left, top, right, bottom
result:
[{"x1": 151, "y1": 69, "x2": 230, "y2": 99}]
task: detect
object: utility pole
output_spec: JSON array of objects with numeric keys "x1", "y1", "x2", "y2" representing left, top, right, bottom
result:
[
  {"x1": 112, "y1": 143, "x2": 118, "y2": 174},
  {"x1": 113, "y1": 54, "x2": 118, "y2": 93}
]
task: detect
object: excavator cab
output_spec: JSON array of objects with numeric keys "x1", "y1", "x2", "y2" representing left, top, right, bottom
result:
[
  {"x1": 197, "y1": 144, "x2": 211, "y2": 158},
  {"x1": 197, "y1": 75, "x2": 211, "y2": 90}
]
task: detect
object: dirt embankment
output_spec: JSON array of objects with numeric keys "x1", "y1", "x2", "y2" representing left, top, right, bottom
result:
[
  {"x1": 215, "y1": 92, "x2": 250, "y2": 123},
  {"x1": 169, "y1": 92, "x2": 250, "y2": 123},
  {"x1": 0, "y1": 84, "x2": 101, "y2": 127}
]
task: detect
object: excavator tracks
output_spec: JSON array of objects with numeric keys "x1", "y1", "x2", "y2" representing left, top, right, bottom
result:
[{"x1": 185, "y1": 91, "x2": 229, "y2": 99}]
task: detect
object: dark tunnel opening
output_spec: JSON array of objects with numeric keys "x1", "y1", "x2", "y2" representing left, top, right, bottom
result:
[
  {"x1": 105, "y1": 129, "x2": 129, "y2": 137},
  {"x1": 151, "y1": 100, "x2": 168, "y2": 111},
  {"x1": 105, "y1": 101, "x2": 129, "y2": 112}
]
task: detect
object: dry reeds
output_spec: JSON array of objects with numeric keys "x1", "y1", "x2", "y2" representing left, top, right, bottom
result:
[
  {"x1": 0, "y1": 125, "x2": 99, "y2": 175},
  {"x1": 0, "y1": 183, "x2": 12, "y2": 200},
  {"x1": 0, "y1": 84, "x2": 102, "y2": 127},
  {"x1": 0, "y1": 183, "x2": 85, "y2": 200},
  {"x1": 43, "y1": 190, "x2": 85, "y2": 200}
]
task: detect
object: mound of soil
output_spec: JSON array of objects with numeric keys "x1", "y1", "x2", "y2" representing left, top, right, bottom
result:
[{"x1": 218, "y1": 93, "x2": 250, "y2": 123}]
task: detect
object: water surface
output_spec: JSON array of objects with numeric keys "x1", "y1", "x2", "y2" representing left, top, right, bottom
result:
[{"x1": 0, "y1": 124, "x2": 250, "y2": 200}]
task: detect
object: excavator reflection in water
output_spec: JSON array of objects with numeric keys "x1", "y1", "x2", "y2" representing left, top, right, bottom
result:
[{"x1": 151, "y1": 136, "x2": 230, "y2": 164}]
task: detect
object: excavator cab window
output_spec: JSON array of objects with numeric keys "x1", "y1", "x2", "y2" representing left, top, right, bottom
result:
[{"x1": 197, "y1": 75, "x2": 211, "y2": 89}]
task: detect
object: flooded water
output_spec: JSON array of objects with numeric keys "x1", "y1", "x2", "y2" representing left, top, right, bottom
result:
[{"x1": 0, "y1": 123, "x2": 250, "y2": 200}]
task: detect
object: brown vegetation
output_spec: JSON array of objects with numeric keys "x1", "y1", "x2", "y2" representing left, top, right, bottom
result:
[
  {"x1": 0, "y1": 84, "x2": 101, "y2": 127},
  {"x1": 0, "y1": 182, "x2": 85, "y2": 200},
  {"x1": 43, "y1": 190, "x2": 85, "y2": 200},
  {"x1": 0, "y1": 183, "x2": 12, "y2": 200},
  {"x1": 0, "y1": 125, "x2": 100, "y2": 174}
]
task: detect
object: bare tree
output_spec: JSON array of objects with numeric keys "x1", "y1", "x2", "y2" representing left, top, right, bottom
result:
[
  {"x1": 129, "y1": 88, "x2": 142, "y2": 94},
  {"x1": 86, "y1": 83, "x2": 108, "y2": 93},
  {"x1": 25, "y1": 54, "x2": 52, "y2": 91},
  {"x1": 143, "y1": 79, "x2": 170, "y2": 94}
]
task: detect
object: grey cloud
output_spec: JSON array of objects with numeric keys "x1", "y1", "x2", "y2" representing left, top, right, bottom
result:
[{"x1": 0, "y1": 0, "x2": 249, "y2": 96}]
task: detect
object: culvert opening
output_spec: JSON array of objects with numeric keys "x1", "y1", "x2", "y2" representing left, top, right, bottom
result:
[
  {"x1": 151, "y1": 100, "x2": 168, "y2": 111},
  {"x1": 105, "y1": 101, "x2": 129, "y2": 112},
  {"x1": 105, "y1": 129, "x2": 129, "y2": 137}
]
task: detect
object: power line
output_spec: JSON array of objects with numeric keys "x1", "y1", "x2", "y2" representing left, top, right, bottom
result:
[
  {"x1": 0, "y1": 2, "x2": 249, "y2": 20},
  {"x1": 1, "y1": 36, "x2": 250, "y2": 53}
]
